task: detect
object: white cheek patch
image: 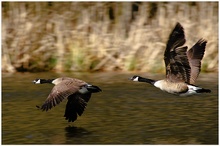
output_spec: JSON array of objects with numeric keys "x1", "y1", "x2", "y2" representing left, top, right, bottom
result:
[
  {"x1": 133, "y1": 77, "x2": 139, "y2": 81},
  {"x1": 35, "y1": 79, "x2": 41, "y2": 84}
]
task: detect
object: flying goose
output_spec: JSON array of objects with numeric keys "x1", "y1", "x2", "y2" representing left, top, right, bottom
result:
[
  {"x1": 130, "y1": 22, "x2": 211, "y2": 96},
  {"x1": 33, "y1": 77, "x2": 101, "y2": 122}
]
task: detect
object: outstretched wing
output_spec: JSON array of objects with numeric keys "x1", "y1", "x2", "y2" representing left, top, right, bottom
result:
[
  {"x1": 164, "y1": 22, "x2": 191, "y2": 83},
  {"x1": 40, "y1": 80, "x2": 82, "y2": 111},
  {"x1": 187, "y1": 39, "x2": 207, "y2": 84},
  {"x1": 64, "y1": 93, "x2": 92, "y2": 122}
]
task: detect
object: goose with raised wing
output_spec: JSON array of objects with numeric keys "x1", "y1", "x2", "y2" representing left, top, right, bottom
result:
[
  {"x1": 130, "y1": 22, "x2": 211, "y2": 96},
  {"x1": 33, "y1": 77, "x2": 101, "y2": 122}
]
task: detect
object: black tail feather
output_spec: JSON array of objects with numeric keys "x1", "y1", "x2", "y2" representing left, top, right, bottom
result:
[
  {"x1": 196, "y1": 88, "x2": 211, "y2": 93},
  {"x1": 87, "y1": 85, "x2": 102, "y2": 93}
]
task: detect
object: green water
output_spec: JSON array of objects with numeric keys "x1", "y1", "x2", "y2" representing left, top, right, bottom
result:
[{"x1": 2, "y1": 72, "x2": 218, "y2": 144}]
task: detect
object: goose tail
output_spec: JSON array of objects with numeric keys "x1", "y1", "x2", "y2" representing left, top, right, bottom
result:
[
  {"x1": 87, "y1": 85, "x2": 102, "y2": 93},
  {"x1": 196, "y1": 88, "x2": 211, "y2": 93}
]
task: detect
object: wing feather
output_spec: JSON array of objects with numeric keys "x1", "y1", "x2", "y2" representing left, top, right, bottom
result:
[
  {"x1": 164, "y1": 22, "x2": 191, "y2": 83},
  {"x1": 187, "y1": 39, "x2": 207, "y2": 84},
  {"x1": 64, "y1": 93, "x2": 91, "y2": 122},
  {"x1": 41, "y1": 80, "x2": 84, "y2": 111}
]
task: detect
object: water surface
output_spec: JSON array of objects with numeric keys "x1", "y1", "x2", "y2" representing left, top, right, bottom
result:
[{"x1": 2, "y1": 72, "x2": 218, "y2": 144}]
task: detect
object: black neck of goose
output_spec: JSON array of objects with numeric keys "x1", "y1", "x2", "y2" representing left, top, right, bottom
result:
[
  {"x1": 138, "y1": 77, "x2": 156, "y2": 85},
  {"x1": 40, "y1": 79, "x2": 54, "y2": 84}
]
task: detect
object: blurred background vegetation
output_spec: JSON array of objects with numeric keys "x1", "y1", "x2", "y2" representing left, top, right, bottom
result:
[{"x1": 2, "y1": 2, "x2": 218, "y2": 73}]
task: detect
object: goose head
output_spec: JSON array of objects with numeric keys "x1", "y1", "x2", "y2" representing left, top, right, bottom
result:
[
  {"x1": 32, "y1": 79, "x2": 41, "y2": 84},
  {"x1": 130, "y1": 75, "x2": 140, "y2": 82},
  {"x1": 32, "y1": 78, "x2": 55, "y2": 84}
]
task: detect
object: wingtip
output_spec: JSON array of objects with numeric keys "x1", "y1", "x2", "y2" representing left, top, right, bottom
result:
[
  {"x1": 197, "y1": 38, "x2": 207, "y2": 45},
  {"x1": 176, "y1": 22, "x2": 182, "y2": 26},
  {"x1": 175, "y1": 22, "x2": 184, "y2": 30}
]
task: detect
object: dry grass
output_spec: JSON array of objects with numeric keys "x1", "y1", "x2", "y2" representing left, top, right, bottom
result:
[{"x1": 2, "y1": 2, "x2": 218, "y2": 72}]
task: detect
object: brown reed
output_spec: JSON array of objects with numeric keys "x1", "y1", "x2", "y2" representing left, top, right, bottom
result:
[{"x1": 2, "y1": 2, "x2": 218, "y2": 73}]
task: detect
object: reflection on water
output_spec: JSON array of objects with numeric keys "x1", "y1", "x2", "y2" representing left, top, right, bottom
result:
[
  {"x1": 65, "y1": 126, "x2": 90, "y2": 137},
  {"x1": 2, "y1": 72, "x2": 218, "y2": 144}
]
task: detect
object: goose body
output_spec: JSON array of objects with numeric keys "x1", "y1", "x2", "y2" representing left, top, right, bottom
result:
[
  {"x1": 33, "y1": 77, "x2": 101, "y2": 122},
  {"x1": 130, "y1": 22, "x2": 211, "y2": 96}
]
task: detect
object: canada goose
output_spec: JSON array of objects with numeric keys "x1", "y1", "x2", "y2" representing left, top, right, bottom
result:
[
  {"x1": 130, "y1": 22, "x2": 211, "y2": 96},
  {"x1": 33, "y1": 77, "x2": 101, "y2": 122}
]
